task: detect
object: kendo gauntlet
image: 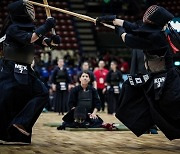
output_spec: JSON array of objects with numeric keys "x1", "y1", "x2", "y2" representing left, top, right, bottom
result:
[
  {"x1": 44, "y1": 35, "x2": 61, "y2": 49},
  {"x1": 35, "y1": 17, "x2": 56, "y2": 37},
  {"x1": 96, "y1": 15, "x2": 116, "y2": 25}
]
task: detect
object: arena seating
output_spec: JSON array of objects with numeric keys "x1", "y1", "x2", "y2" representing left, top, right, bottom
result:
[{"x1": 34, "y1": 1, "x2": 79, "y2": 50}]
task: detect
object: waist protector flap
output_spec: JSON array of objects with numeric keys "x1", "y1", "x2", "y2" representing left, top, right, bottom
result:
[{"x1": 3, "y1": 43, "x2": 34, "y2": 64}]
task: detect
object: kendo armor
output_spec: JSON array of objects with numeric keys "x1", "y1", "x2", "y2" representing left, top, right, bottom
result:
[
  {"x1": 55, "y1": 69, "x2": 67, "y2": 90},
  {"x1": 77, "y1": 89, "x2": 92, "y2": 113},
  {"x1": 74, "y1": 106, "x2": 87, "y2": 124},
  {"x1": 55, "y1": 69, "x2": 66, "y2": 83},
  {"x1": 8, "y1": 0, "x2": 35, "y2": 27},
  {"x1": 3, "y1": 43, "x2": 34, "y2": 64},
  {"x1": 142, "y1": 5, "x2": 174, "y2": 73},
  {"x1": 110, "y1": 72, "x2": 120, "y2": 86},
  {"x1": 143, "y1": 5, "x2": 174, "y2": 27}
]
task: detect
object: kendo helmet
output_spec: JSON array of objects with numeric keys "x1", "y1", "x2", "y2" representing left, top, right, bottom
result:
[
  {"x1": 74, "y1": 106, "x2": 87, "y2": 124},
  {"x1": 143, "y1": 5, "x2": 174, "y2": 27},
  {"x1": 7, "y1": 0, "x2": 35, "y2": 27},
  {"x1": 133, "y1": 5, "x2": 174, "y2": 33}
]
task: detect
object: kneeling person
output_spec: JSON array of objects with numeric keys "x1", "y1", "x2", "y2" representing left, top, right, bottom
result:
[{"x1": 58, "y1": 71, "x2": 103, "y2": 129}]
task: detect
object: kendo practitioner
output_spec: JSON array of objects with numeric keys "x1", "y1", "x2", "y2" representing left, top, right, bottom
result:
[
  {"x1": 105, "y1": 61, "x2": 123, "y2": 114},
  {"x1": 58, "y1": 71, "x2": 102, "y2": 129},
  {"x1": 50, "y1": 58, "x2": 73, "y2": 115},
  {"x1": 96, "y1": 5, "x2": 180, "y2": 140},
  {"x1": 0, "y1": 0, "x2": 60, "y2": 144}
]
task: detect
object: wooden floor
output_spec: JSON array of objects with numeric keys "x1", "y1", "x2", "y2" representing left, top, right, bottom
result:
[{"x1": 0, "y1": 112, "x2": 180, "y2": 154}]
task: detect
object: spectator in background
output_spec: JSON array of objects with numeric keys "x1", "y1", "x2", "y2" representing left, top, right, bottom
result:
[
  {"x1": 119, "y1": 58, "x2": 129, "y2": 73},
  {"x1": 31, "y1": 58, "x2": 40, "y2": 78},
  {"x1": 103, "y1": 52, "x2": 111, "y2": 62},
  {"x1": 50, "y1": 58, "x2": 73, "y2": 115},
  {"x1": 94, "y1": 60, "x2": 108, "y2": 112},
  {"x1": 105, "y1": 61, "x2": 124, "y2": 115},
  {"x1": 40, "y1": 66, "x2": 49, "y2": 88},
  {"x1": 89, "y1": 57, "x2": 98, "y2": 69}
]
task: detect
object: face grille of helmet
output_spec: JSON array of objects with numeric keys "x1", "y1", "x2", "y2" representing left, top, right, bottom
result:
[
  {"x1": 25, "y1": 2, "x2": 35, "y2": 21},
  {"x1": 143, "y1": 5, "x2": 159, "y2": 23}
]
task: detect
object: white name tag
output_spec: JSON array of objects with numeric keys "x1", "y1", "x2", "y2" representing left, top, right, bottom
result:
[
  {"x1": 113, "y1": 86, "x2": 119, "y2": 94},
  {"x1": 14, "y1": 64, "x2": 28, "y2": 74},
  {"x1": 59, "y1": 82, "x2": 66, "y2": 90},
  {"x1": 154, "y1": 76, "x2": 166, "y2": 89},
  {"x1": 99, "y1": 78, "x2": 104, "y2": 84}
]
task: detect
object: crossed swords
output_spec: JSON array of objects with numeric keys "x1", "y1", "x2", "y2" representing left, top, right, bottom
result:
[{"x1": 26, "y1": 0, "x2": 115, "y2": 30}]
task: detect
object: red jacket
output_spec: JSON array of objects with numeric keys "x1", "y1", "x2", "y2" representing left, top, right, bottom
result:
[{"x1": 94, "y1": 68, "x2": 109, "y2": 89}]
